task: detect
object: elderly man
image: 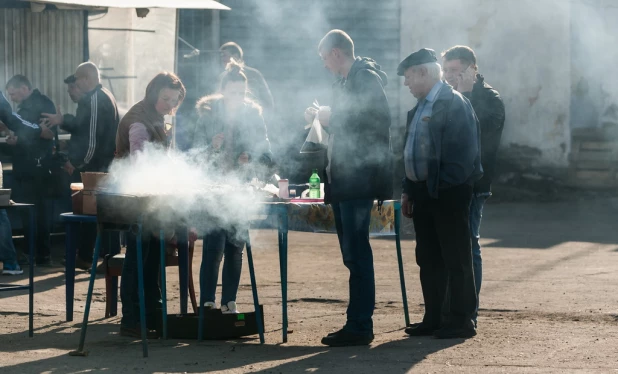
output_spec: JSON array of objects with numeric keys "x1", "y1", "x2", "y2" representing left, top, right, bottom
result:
[
  {"x1": 399, "y1": 48, "x2": 482, "y2": 339},
  {"x1": 305, "y1": 29, "x2": 392, "y2": 347},
  {"x1": 5, "y1": 75, "x2": 57, "y2": 265},
  {"x1": 442, "y1": 45, "x2": 505, "y2": 326},
  {"x1": 42, "y1": 62, "x2": 119, "y2": 270}
]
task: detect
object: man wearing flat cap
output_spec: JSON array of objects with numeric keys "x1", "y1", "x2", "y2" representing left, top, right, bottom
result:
[{"x1": 398, "y1": 48, "x2": 482, "y2": 339}]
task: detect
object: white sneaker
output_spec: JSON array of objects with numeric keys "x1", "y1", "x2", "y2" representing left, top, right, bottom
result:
[
  {"x1": 203, "y1": 301, "x2": 216, "y2": 309},
  {"x1": 221, "y1": 301, "x2": 240, "y2": 314}
]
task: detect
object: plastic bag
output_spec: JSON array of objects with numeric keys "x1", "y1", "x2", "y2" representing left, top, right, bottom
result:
[{"x1": 300, "y1": 104, "x2": 329, "y2": 154}]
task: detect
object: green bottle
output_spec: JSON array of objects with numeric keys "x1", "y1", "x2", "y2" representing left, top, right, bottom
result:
[{"x1": 309, "y1": 169, "x2": 321, "y2": 198}]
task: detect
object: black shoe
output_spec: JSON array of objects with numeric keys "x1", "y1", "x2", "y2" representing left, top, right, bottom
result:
[
  {"x1": 433, "y1": 321, "x2": 476, "y2": 339},
  {"x1": 321, "y1": 329, "x2": 373, "y2": 347},
  {"x1": 405, "y1": 322, "x2": 439, "y2": 336},
  {"x1": 120, "y1": 326, "x2": 159, "y2": 340},
  {"x1": 16, "y1": 251, "x2": 29, "y2": 266},
  {"x1": 35, "y1": 256, "x2": 54, "y2": 267}
]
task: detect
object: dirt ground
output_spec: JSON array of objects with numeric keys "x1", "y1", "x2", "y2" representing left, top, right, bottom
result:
[{"x1": 1, "y1": 197, "x2": 618, "y2": 373}]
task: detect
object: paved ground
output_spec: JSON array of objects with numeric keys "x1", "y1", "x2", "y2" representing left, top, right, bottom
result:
[{"x1": 1, "y1": 197, "x2": 618, "y2": 373}]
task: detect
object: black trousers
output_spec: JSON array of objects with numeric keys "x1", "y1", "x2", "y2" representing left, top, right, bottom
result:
[
  {"x1": 406, "y1": 180, "x2": 477, "y2": 327},
  {"x1": 12, "y1": 177, "x2": 52, "y2": 259}
]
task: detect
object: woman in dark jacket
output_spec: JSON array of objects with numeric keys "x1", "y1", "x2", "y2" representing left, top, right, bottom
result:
[
  {"x1": 191, "y1": 59, "x2": 272, "y2": 314},
  {"x1": 115, "y1": 72, "x2": 186, "y2": 338}
]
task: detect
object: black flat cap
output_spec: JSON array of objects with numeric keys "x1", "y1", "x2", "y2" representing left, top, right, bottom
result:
[
  {"x1": 397, "y1": 48, "x2": 438, "y2": 76},
  {"x1": 64, "y1": 74, "x2": 76, "y2": 84}
]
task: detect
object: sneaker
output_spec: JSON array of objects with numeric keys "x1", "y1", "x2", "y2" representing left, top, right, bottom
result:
[
  {"x1": 221, "y1": 301, "x2": 240, "y2": 314},
  {"x1": 120, "y1": 325, "x2": 159, "y2": 340},
  {"x1": 405, "y1": 322, "x2": 440, "y2": 336},
  {"x1": 321, "y1": 328, "x2": 374, "y2": 347},
  {"x1": 2, "y1": 262, "x2": 23, "y2": 275},
  {"x1": 203, "y1": 301, "x2": 216, "y2": 309},
  {"x1": 433, "y1": 321, "x2": 476, "y2": 339}
]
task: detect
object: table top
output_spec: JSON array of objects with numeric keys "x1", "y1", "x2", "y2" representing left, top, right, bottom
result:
[
  {"x1": 0, "y1": 202, "x2": 35, "y2": 209},
  {"x1": 59, "y1": 212, "x2": 98, "y2": 223}
]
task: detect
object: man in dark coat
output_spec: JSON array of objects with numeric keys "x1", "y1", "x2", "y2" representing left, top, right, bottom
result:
[
  {"x1": 305, "y1": 29, "x2": 392, "y2": 347},
  {"x1": 5, "y1": 75, "x2": 57, "y2": 265},
  {"x1": 399, "y1": 48, "x2": 482, "y2": 339},
  {"x1": 442, "y1": 45, "x2": 506, "y2": 327},
  {"x1": 42, "y1": 62, "x2": 120, "y2": 269}
]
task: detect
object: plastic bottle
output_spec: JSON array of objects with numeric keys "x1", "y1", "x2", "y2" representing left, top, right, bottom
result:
[{"x1": 309, "y1": 169, "x2": 320, "y2": 199}]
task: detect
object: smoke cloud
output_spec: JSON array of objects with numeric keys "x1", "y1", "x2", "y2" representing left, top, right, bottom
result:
[{"x1": 101, "y1": 143, "x2": 271, "y2": 238}]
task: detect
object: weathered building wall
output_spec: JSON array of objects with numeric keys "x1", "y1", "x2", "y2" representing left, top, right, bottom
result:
[{"x1": 400, "y1": 0, "x2": 572, "y2": 168}]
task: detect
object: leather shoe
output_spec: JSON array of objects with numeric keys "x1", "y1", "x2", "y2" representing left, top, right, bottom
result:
[
  {"x1": 405, "y1": 322, "x2": 439, "y2": 336},
  {"x1": 321, "y1": 329, "x2": 373, "y2": 347}
]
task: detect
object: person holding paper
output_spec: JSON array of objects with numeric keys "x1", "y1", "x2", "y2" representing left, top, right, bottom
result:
[{"x1": 304, "y1": 29, "x2": 392, "y2": 347}]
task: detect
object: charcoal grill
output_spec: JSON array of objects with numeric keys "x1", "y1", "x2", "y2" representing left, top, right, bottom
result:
[{"x1": 96, "y1": 192, "x2": 192, "y2": 228}]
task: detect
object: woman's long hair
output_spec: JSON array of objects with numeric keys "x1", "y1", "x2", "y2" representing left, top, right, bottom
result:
[{"x1": 144, "y1": 72, "x2": 186, "y2": 115}]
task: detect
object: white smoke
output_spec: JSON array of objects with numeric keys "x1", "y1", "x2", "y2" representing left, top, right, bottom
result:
[{"x1": 101, "y1": 143, "x2": 268, "y2": 238}]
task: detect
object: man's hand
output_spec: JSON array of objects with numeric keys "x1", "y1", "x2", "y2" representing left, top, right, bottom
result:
[
  {"x1": 63, "y1": 160, "x2": 75, "y2": 176},
  {"x1": 211, "y1": 133, "x2": 224, "y2": 150},
  {"x1": 401, "y1": 193, "x2": 413, "y2": 218},
  {"x1": 0, "y1": 121, "x2": 8, "y2": 133},
  {"x1": 455, "y1": 66, "x2": 476, "y2": 93},
  {"x1": 304, "y1": 107, "x2": 318, "y2": 124},
  {"x1": 238, "y1": 152, "x2": 249, "y2": 165},
  {"x1": 39, "y1": 123, "x2": 55, "y2": 140},
  {"x1": 41, "y1": 105, "x2": 63, "y2": 127},
  {"x1": 6, "y1": 135, "x2": 17, "y2": 146},
  {"x1": 317, "y1": 106, "x2": 331, "y2": 127}
]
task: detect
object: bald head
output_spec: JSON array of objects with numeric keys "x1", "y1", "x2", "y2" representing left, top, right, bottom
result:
[{"x1": 74, "y1": 62, "x2": 100, "y2": 92}]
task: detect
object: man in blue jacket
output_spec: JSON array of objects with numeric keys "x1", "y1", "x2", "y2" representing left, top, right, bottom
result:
[{"x1": 399, "y1": 48, "x2": 482, "y2": 339}]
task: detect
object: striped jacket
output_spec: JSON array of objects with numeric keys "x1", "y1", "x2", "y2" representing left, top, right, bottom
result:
[{"x1": 62, "y1": 85, "x2": 119, "y2": 172}]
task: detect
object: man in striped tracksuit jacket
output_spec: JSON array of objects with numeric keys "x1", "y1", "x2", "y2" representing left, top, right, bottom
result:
[{"x1": 42, "y1": 62, "x2": 119, "y2": 269}]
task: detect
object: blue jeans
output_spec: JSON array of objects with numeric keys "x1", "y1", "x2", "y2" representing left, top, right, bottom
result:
[
  {"x1": 470, "y1": 194, "x2": 488, "y2": 323},
  {"x1": 200, "y1": 229, "x2": 244, "y2": 305},
  {"x1": 332, "y1": 199, "x2": 375, "y2": 334},
  {"x1": 0, "y1": 210, "x2": 17, "y2": 263}
]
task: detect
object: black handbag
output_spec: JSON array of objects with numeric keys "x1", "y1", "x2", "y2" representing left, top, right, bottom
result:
[{"x1": 38, "y1": 129, "x2": 68, "y2": 198}]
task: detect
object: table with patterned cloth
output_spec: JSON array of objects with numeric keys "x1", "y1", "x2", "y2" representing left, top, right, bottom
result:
[{"x1": 259, "y1": 199, "x2": 410, "y2": 343}]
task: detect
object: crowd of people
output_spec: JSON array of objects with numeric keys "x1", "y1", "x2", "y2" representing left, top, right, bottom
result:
[{"x1": 0, "y1": 28, "x2": 505, "y2": 346}]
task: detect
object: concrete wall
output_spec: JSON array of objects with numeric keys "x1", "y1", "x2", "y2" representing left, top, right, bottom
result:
[
  {"x1": 88, "y1": 8, "x2": 176, "y2": 115},
  {"x1": 400, "y1": 0, "x2": 572, "y2": 168}
]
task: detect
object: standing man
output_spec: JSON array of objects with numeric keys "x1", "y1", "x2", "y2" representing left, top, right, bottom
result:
[
  {"x1": 442, "y1": 46, "x2": 505, "y2": 326},
  {"x1": 304, "y1": 29, "x2": 392, "y2": 347},
  {"x1": 219, "y1": 42, "x2": 274, "y2": 115},
  {"x1": 4, "y1": 75, "x2": 57, "y2": 266},
  {"x1": 399, "y1": 48, "x2": 482, "y2": 339},
  {"x1": 42, "y1": 62, "x2": 119, "y2": 269}
]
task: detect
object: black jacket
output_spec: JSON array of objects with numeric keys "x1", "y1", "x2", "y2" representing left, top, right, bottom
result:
[
  {"x1": 0, "y1": 92, "x2": 47, "y2": 175},
  {"x1": 325, "y1": 57, "x2": 392, "y2": 204},
  {"x1": 12, "y1": 89, "x2": 57, "y2": 178},
  {"x1": 62, "y1": 85, "x2": 119, "y2": 172},
  {"x1": 463, "y1": 75, "x2": 505, "y2": 194}
]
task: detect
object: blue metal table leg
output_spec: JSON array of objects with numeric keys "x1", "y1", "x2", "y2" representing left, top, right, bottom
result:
[
  {"x1": 159, "y1": 229, "x2": 168, "y2": 340},
  {"x1": 110, "y1": 232, "x2": 120, "y2": 317},
  {"x1": 394, "y1": 204, "x2": 410, "y2": 327},
  {"x1": 28, "y1": 206, "x2": 35, "y2": 337},
  {"x1": 76, "y1": 224, "x2": 103, "y2": 353},
  {"x1": 278, "y1": 206, "x2": 289, "y2": 343},
  {"x1": 65, "y1": 222, "x2": 77, "y2": 322},
  {"x1": 198, "y1": 230, "x2": 207, "y2": 341},
  {"x1": 136, "y1": 222, "x2": 148, "y2": 357},
  {"x1": 245, "y1": 233, "x2": 265, "y2": 344},
  {"x1": 177, "y1": 226, "x2": 189, "y2": 314}
]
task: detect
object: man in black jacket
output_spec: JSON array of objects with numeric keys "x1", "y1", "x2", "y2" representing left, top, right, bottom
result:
[
  {"x1": 305, "y1": 29, "x2": 392, "y2": 347},
  {"x1": 5, "y1": 75, "x2": 57, "y2": 265},
  {"x1": 442, "y1": 45, "x2": 506, "y2": 326},
  {"x1": 42, "y1": 62, "x2": 120, "y2": 269}
]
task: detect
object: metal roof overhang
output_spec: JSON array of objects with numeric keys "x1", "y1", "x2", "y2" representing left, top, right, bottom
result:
[{"x1": 22, "y1": 0, "x2": 230, "y2": 10}]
